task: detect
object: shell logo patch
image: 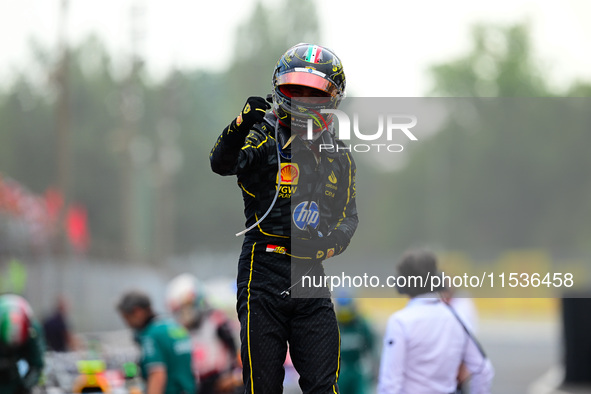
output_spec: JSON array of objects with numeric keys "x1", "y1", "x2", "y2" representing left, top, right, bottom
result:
[{"x1": 278, "y1": 163, "x2": 300, "y2": 185}]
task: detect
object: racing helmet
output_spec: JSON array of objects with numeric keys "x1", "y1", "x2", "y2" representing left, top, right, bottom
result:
[
  {"x1": 165, "y1": 273, "x2": 208, "y2": 328},
  {"x1": 272, "y1": 43, "x2": 346, "y2": 134},
  {"x1": 0, "y1": 294, "x2": 33, "y2": 348}
]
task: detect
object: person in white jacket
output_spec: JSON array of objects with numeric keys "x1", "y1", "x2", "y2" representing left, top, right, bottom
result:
[{"x1": 377, "y1": 249, "x2": 494, "y2": 394}]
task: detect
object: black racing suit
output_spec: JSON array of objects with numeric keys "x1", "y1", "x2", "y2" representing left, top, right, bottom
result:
[{"x1": 210, "y1": 112, "x2": 358, "y2": 394}]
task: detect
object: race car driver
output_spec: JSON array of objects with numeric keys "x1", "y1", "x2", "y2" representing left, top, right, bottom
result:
[{"x1": 210, "y1": 43, "x2": 358, "y2": 393}]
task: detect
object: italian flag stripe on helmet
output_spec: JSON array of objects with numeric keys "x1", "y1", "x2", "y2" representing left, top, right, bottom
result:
[
  {"x1": 305, "y1": 45, "x2": 322, "y2": 63},
  {"x1": 0, "y1": 295, "x2": 30, "y2": 346},
  {"x1": 0, "y1": 310, "x2": 8, "y2": 343}
]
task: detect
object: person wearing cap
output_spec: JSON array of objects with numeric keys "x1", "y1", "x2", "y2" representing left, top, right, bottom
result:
[
  {"x1": 116, "y1": 290, "x2": 197, "y2": 394},
  {"x1": 377, "y1": 250, "x2": 494, "y2": 394}
]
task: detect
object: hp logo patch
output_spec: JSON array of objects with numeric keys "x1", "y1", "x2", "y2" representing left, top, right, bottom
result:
[{"x1": 293, "y1": 201, "x2": 320, "y2": 230}]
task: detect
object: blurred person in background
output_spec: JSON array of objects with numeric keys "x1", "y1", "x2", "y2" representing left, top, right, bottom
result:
[
  {"x1": 377, "y1": 250, "x2": 494, "y2": 394},
  {"x1": 166, "y1": 273, "x2": 242, "y2": 394},
  {"x1": 42, "y1": 295, "x2": 77, "y2": 352},
  {"x1": 210, "y1": 42, "x2": 357, "y2": 394},
  {"x1": 0, "y1": 294, "x2": 45, "y2": 394},
  {"x1": 334, "y1": 296, "x2": 377, "y2": 394},
  {"x1": 116, "y1": 290, "x2": 196, "y2": 394}
]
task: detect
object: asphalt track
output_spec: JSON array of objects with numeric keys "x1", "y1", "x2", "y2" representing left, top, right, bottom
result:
[{"x1": 479, "y1": 319, "x2": 559, "y2": 394}]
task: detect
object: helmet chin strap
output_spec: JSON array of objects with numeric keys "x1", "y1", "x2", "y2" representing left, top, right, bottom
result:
[
  {"x1": 288, "y1": 108, "x2": 331, "y2": 142},
  {"x1": 307, "y1": 108, "x2": 331, "y2": 140},
  {"x1": 279, "y1": 115, "x2": 327, "y2": 140}
]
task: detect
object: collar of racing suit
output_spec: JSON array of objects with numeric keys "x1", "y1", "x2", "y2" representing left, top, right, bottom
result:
[{"x1": 262, "y1": 112, "x2": 341, "y2": 160}]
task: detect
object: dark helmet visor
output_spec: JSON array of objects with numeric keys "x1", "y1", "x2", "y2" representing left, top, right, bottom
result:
[{"x1": 276, "y1": 70, "x2": 339, "y2": 97}]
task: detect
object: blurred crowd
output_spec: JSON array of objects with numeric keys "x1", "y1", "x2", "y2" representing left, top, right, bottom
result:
[
  {"x1": 0, "y1": 250, "x2": 496, "y2": 394},
  {"x1": 0, "y1": 278, "x2": 382, "y2": 393}
]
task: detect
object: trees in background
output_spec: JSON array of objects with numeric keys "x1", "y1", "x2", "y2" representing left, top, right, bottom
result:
[
  {"x1": 1, "y1": 17, "x2": 590, "y2": 261},
  {"x1": 0, "y1": 0, "x2": 321, "y2": 260}
]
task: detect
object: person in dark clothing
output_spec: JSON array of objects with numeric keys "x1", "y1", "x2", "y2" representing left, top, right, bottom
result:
[
  {"x1": 210, "y1": 43, "x2": 358, "y2": 394},
  {"x1": 0, "y1": 294, "x2": 45, "y2": 394},
  {"x1": 335, "y1": 297, "x2": 377, "y2": 394},
  {"x1": 42, "y1": 296, "x2": 74, "y2": 352}
]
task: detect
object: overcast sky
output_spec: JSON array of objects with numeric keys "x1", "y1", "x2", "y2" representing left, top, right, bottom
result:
[{"x1": 1, "y1": 0, "x2": 590, "y2": 96}]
